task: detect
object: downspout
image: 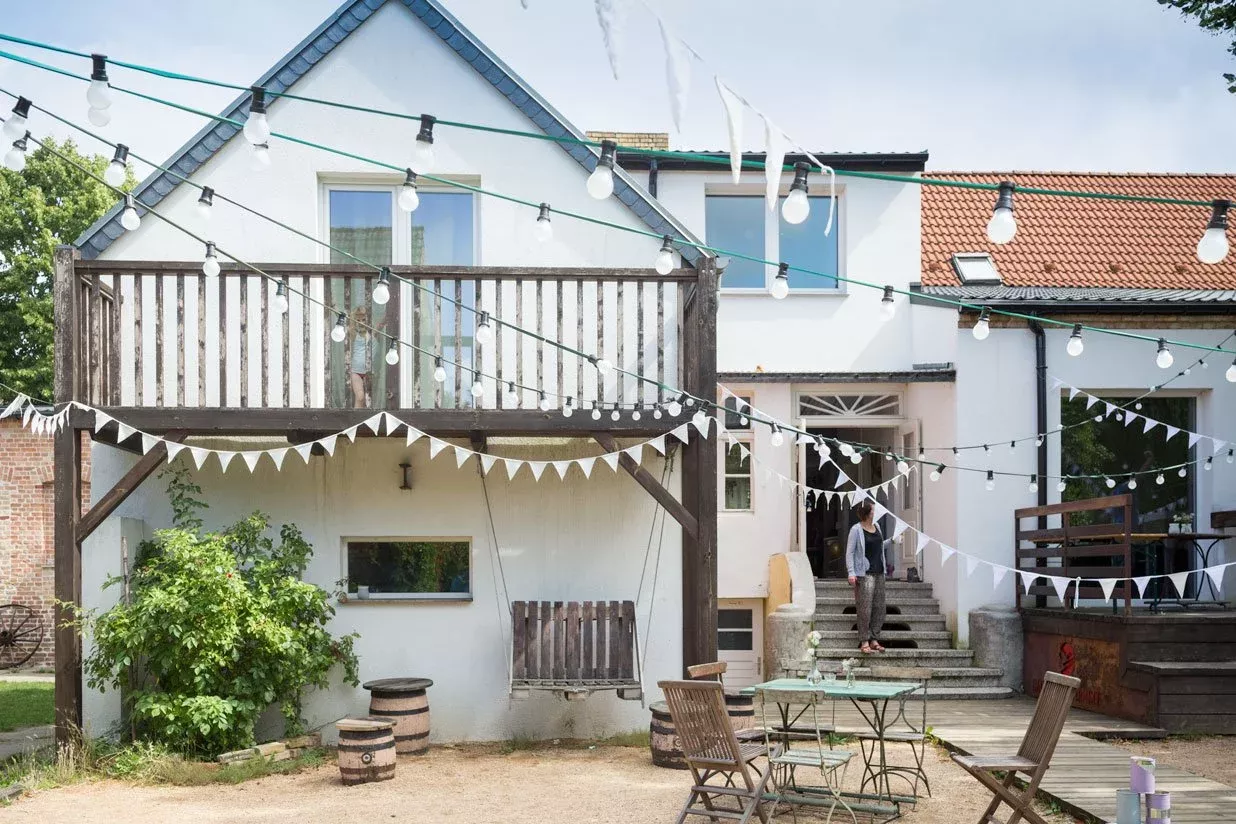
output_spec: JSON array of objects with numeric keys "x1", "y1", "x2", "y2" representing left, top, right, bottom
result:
[
  {"x1": 1029, "y1": 320, "x2": 1048, "y2": 608},
  {"x1": 648, "y1": 157, "x2": 659, "y2": 198}
]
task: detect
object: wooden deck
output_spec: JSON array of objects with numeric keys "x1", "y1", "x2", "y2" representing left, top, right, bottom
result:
[{"x1": 864, "y1": 698, "x2": 1236, "y2": 823}]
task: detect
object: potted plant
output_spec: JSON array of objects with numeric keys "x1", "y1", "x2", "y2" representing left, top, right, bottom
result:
[{"x1": 1169, "y1": 511, "x2": 1193, "y2": 534}]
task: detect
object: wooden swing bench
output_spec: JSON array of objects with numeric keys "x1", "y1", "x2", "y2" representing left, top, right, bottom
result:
[{"x1": 510, "y1": 600, "x2": 643, "y2": 701}]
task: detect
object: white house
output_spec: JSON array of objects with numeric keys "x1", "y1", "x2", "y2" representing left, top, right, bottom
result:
[{"x1": 62, "y1": 0, "x2": 1236, "y2": 743}]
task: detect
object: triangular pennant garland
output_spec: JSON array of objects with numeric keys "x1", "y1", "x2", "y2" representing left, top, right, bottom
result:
[
  {"x1": 1132, "y1": 576, "x2": 1153, "y2": 598},
  {"x1": 319, "y1": 435, "x2": 338, "y2": 456},
  {"x1": 1168, "y1": 571, "x2": 1191, "y2": 598},
  {"x1": 993, "y1": 564, "x2": 1009, "y2": 589},
  {"x1": 715, "y1": 78, "x2": 744, "y2": 184},
  {"x1": 241, "y1": 451, "x2": 262, "y2": 472},
  {"x1": 189, "y1": 446, "x2": 211, "y2": 470},
  {"x1": 593, "y1": 0, "x2": 627, "y2": 80},
  {"x1": 577, "y1": 456, "x2": 596, "y2": 478},
  {"x1": 113, "y1": 421, "x2": 134, "y2": 443},
  {"x1": 1205, "y1": 565, "x2": 1226, "y2": 594},
  {"x1": 504, "y1": 458, "x2": 522, "y2": 481},
  {"x1": 480, "y1": 453, "x2": 498, "y2": 476},
  {"x1": 294, "y1": 442, "x2": 314, "y2": 464},
  {"x1": 268, "y1": 447, "x2": 289, "y2": 470},
  {"x1": 1018, "y1": 570, "x2": 1038, "y2": 594},
  {"x1": 140, "y1": 433, "x2": 159, "y2": 454},
  {"x1": 1098, "y1": 577, "x2": 1118, "y2": 602},
  {"x1": 405, "y1": 428, "x2": 423, "y2": 447},
  {"x1": 1164, "y1": 425, "x2": 1180, "y2": 441},
  {"x1": 92, "y1": 410, "x2": 113, "y2": 434},
  {"x1": 1142, "y1": 417, "x2": 1157, "y2": 434},
  {"x1": 763, "y1": 117, "x2": 788, "y2": 212},
  {"x1": 428, "y1": 439, "x2": 448, "y2": 459},
  {"x1": 527, "y1": 461, "x2": 547, "y2": 481},
  {"x1": 362, "y1": 414, "x2": 383, "y2": 435},
  {"x1": 217, "y1": 451, "x2": 237, "y2": 472},
  {"x1": 658, "y1": 19, "x2": 692, "y2": 133},
  {"x1": 833, "y1": 470, "x2": 850, "y2": 490},
  {"x1": 1, "y1": 394, "x2": 26, "y2": 418},
  {"x1": 552, "y1": 460, "x2": 572, "y2": 480},
  {"x1": 891, "y1": 519, "x2": 909, "y2": 540},
  {"x1": 671, "y1": 424, "x2": 691, "y2": 444},
  {"x1": 454, "y1": 446, "x2": 472, "y2": 469},
  {"x1": 602, "y1": 452, "x2": 621, "y2": 472},
  {"x1": 623, "y1": 444, "x2": 643, "y2": 463},
  {"x1": 648, "y1": 435, "x2": 666, "y2": 456},
  {"x1": 342, "y1": 425, "x2": 360, "y2": 443},
  {"x1": 1213, "y1": 438, "x2": 1228, "y2": 455},
  {"x1": 381, "y1": 412, "x2": 400, "y2": 436},
  {"x1": 939, "y1": 545, "x2": 955, "y2": 564},
  {"x1": 1050, "y1": 575, "x2": 1071, "y2": 604},
  {"x1": 965, "y1": 554, "x2": 980, "y2": 577},
  {"x1": 165, "y1": 442, "x2": 187, "y2": 463},
  {"x1": 1188, "y1": 432, "x2": 1202, "y2": 449}
]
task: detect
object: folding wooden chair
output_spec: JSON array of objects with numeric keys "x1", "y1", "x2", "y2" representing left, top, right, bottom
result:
[
  {"x1": 758, "y1": 688, "x2": 856, "y2": 824},
  {"x1": 951, "y1": 671, "x2": 1080, "y2": 824},
  {"x1": 659, "y1": 680, "x2": 779, "y2": 824},
  {"x1": 856, "y1": 665, "x2": 932, "y2": 801},
  {"x1": 687, "y1": 661, "x2": 764, "y2": 743}
]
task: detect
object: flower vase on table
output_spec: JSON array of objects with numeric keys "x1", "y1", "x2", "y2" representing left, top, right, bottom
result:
[
  {"x1": 842, "y1": 658, "x2": 857, "y2": 688},
  {"x1": 804, "y1": 630, "x2": 823, "y2": 685}
]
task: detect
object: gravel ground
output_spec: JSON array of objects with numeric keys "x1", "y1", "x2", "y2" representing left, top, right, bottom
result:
[
  {"x1": 0, "y1": 742, "x2": 1078, "y2": 823},
  {"x1": 1109, "y1": 736, "x2": 1236, "y2": 787}
]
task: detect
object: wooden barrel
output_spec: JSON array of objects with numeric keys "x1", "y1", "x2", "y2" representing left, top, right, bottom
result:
[
  {"x1": 336, "y1": 717, "x2": 396, "y2": 786},
  {"x1": 649, "y1": 692, "x2": 756, "y2": 769},
  {"x1": 363, "y1": 677, "x2": 433, "y2": 755}
]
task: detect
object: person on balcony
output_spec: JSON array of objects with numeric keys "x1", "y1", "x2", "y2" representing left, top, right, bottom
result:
[
  {"x1": 846, "y1": 499, "x2": 895, "y2": 654},
  {"x1": 348, "y1": 306, "x2": 373, "y2": 408}
]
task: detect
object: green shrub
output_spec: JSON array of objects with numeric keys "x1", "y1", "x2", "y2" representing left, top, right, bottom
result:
[{"x1": 79, "y1": 466, "x2": 358, "y2": 757}]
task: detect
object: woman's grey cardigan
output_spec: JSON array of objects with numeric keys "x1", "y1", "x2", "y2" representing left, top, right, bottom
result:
[{"x1": 844, "y1": 523, "x2": 896, "y2": 578}]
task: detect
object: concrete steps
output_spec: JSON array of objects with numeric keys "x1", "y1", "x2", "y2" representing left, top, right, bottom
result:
[
  {"x1": 814, "y1": 647, "x2": 976, "y2": 670},
  {"x1": 815, "y1": 596, "x2": 942, "y2": 616},
  {"x1": 816, "y1": 630, "x2": 953, "y2": 650},
  {"x1": 812, "y1": 615, "x2": 949, "y2": 633}
]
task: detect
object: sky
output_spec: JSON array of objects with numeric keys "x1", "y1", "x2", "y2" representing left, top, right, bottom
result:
[{"x1": 1, "y1": 0, "x2": 1233, "y2": 173}]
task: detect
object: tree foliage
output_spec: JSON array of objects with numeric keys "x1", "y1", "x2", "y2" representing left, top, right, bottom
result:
[
  {"x1": 1158, "y1": 0, "x2": 1236, "y2": 91},
  {"x1": 0, "y1": 138, "x2": 132, "y2": 400},
  {"x1": 81, "y1": 466, "x2": 359, "y2": 756}
]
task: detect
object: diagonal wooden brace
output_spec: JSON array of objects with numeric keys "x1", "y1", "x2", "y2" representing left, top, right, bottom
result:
[
  {"x1": 593, "y1": 432, "x2": 697, "y2": 539},
  {"x1": 77, "y1": 430, "x2": 187, "y2": 543}
]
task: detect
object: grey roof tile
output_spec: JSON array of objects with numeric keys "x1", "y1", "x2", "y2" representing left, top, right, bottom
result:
[{"x1": 913, "y1": 284, "x2": 1236, "y2": 304}]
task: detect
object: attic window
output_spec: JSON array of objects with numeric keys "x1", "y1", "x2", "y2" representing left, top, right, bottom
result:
[{"x1": 951, "y1": 253, "x2": 1000, "y2": 285}]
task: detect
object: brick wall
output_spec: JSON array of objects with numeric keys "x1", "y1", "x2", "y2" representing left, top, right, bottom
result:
[
  {"x1": 584, "y1": 131, "x2": 670, "y2": 151},
  {"x1": 0, "y1": 419, "x2": 91, "y2": 670}
]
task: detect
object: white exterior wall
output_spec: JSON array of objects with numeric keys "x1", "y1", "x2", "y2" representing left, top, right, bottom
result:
[{"x1": 86, "y1": 441, "x2": 681, "y2": 742}]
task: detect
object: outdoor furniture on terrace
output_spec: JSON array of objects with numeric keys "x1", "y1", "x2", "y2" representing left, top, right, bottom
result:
[
  {"x1": 659, "y1": 679, "x2": 778, "y2": 824},
  {"x1": 951, "y1": 671, "x2": 1080, "y2": 824},
  {"x1": 855, "y1": 665, "x2": 932, "y2": 802},
  {"x1": 756, "y1": 687, "x2": 856, "y2": 824},
  {"x1": 510, "y1": 600, "x2": 643, "y2": 700},
  {"x1": 688, "y1": 661, "x2": 762, "y2": 743},
  {"x1": 361, "y1": 678, "x2": 433, "y2": 755}
]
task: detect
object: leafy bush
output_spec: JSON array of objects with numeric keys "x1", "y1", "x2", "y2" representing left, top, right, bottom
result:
[{"x1": 81, "y1": 466, "x2": 358, "y2": 756}]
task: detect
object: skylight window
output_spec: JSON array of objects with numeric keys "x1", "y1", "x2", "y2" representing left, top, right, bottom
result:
[{"x1": 951, "y1": 253, "x2": 1000, "y2": 284}]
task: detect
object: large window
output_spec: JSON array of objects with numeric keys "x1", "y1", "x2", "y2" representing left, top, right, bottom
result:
[
  {"x1": 344, "y1": 538, "x2": 471, "y2": 600},
  {"x1": 723, "y1": 441, "x2": 753, "y2": 511},
  {"x1": 704, "y1": 194, "x2": 840, "y2": 291}
]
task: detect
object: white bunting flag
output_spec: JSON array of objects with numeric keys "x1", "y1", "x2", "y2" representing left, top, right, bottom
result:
[
  {"x1": 796, "y1": 433, "x2": 813, "y2": 445},
  {"x1": 140, "y1": 433, "x2": 159, "y2": 454},
  {"x1": 92, "y1": 410, "x2": 113, "y2": 434},
  {"x1": 1213, "y1": 438, "x2": 1228, "y2": 455},
  {"x1": 671, "y1": 424, "x2": 691, "y2": 444},
  {"x1": 1205, "y1": 565, "x2": 1226, "y2": 594},
  {"x1": 624, "y1": 444, "x2": 644, "y2": 463},
  {"x1": 1017, "y1": 570, "x2": 1038, "y2": 594},
  {"x1": 342, "y1": 425, "x2": 360, "y2": 443},
  {"x1": 1132, "y1": 576, "x2": 1153, "y2": 598},
  {"x1": 1103, "y1": 402, "x2": 1116, "y2": 418},
  {"x1": 381, "y1": 412, "x2": 401, "y2": 436},
  {"x1": 593, "y1": 0, "x2": 627, "y2": 79},
  {"x1": 503, "y1": 458, "x2": 522, "y2": 481},
  {"x1": 659, "y1": 20, "x2": 692, "y2": 133},
  {"x1": 834, "y1": 470, "x2": 850, "y2": 490},
  {"x1": 480, "y1": 453, "x2": 498, "y2": 476},
  {"x1": 1188, "y1": 432, "x2": 1202, "y2": 449},
  {"x1": 965, "y1": 554, "x2": 980, "y2": 577},
  {"x1": 577, "y1": 456, "x2": 596, "y2": 478},
  {"x1": 1, "y1": 394, "x2": 26, "y2": 419},
  {"x1": 763, "y1": 118, "x2": 789, "y2": 213},
  {"x1": 454, "y1": 446, "x2": 472, "y2": 469},
  {"x1": 1124, "y1": 412, "x2": 1139, "y2": 428},
  {"x1": 1085, "y1": 394, "x2": 1100, "y2": 410},
  {"x1": 21, "y1": 404, "x2": 33, "y2": 427},
  {"x1": 715, "y1": 78, "x2": 744, "y2": 184},
  {"x1": 602, "y1": 452, "x2": 621, "y2": 472},
  {"x1": 818, "y1": 449, "x2": 830, "y2": 470},
  {"x1": 1097, "y1": 577, "x2": 1118, "y2": 602},
  {"x1": 319, "y1": 434, "x2": 338, "y2": 456},
  {"x1": 1050, "y1": 575, "x2": 1071, "y2": 604},
  {"x1": 217, "y1": 451, "x2": 237, "y2": 472},
  {"x1": 241, "y1": 451, "x2": 262, "y2": 472},
  {"x1": 1067, "y1": 386, "x2": 1080, "y2": 401},
  {"x1": 1049, "y1": 377, "x2": 1064, "y2": 392},
  {"x1": 939, "y1": 545, "x2": 955, "y2": 564},
  {"x1": 405, "y1": 428, "x2": 423, "y2": 447},
  {"x1": 293, "y1": 442, "x2": 314, "y2": 464},
  {"x1": 115, "y1": 422, "x2": 135, "y2": 443},
  {"x1": 891, "y1": 519, "x2": 908, "y2": 540},
  {"x1": 648, "y1": 435, "x2": 666, "y2": 456},
  {"x1": 916, "y1": 533, "x2": 931, "y2": 556},
  {"x1": 269, "y1": 447, "x2": 289, "y2": 470},
  {"x1": 189, "y1": 446, "x2": 211, "y2": 470},
  {"x1": 691, "y1": 413, "x2": 712, "y2": 436},
  {"x1": 527, "y1": 461, "x2": 547, "y2": 481},
  {"x1": 1164, "y1": 425, "x2": 1180, "y2": 441},
  {"x1": 871, "y1": 502, "x2": 888, "y2": 522},
  {"x1": 552, "y1": 460, "x2": 572, "y2": 480},
  {"x1": 362, "y1": 414, "x2": 383, "y2": 435},
  {"x1": 993, "y1": 564, "x2": 1010, "y2": 589},
  {"x1": 1167, "y1": 571, "x2": 1191, "y2": 598},
  {"x1": 428, "y1": 438, "x2": 448, "y2": 459},
  {"x1": 165, "y1": 442, "x2": 187, "y2": 463},
  {"x1": 1142, "y1": 417, "x2": 1158, "y2": 434}
]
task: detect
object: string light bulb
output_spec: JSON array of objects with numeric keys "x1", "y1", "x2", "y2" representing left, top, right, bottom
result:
[
  {"x1": 1179, "y1": 466, "x2": 1188, "y2": 478},
  {"x1": 1057, "y1": 478, "x2": 1067, "y2": 493},
  {"x1": 1205, "y1": 457, "x2": 1213, "y2": 471},
  {"x1": 202, "y1": 241, "x2": 220, "y2": 278},
  {"x1": 385, "y1": 345, "x2": 399, "y2": 366},
  {"x1": 120, "y1": 194, "x2": 141, "y2": 231},
  {"x1": 562, "y1": 398, "x2": 575, "y2": 418},
  {"x1": 770, "y1": 425, "x2": 784, "y2": 447},
  {"x1": 250, "y1": 143, "x2": 271, "y2": 171},
  {"x1": 654, "y1": 235, "x2": 676, "y2": 275},
  {"x1": 879, "y1": 285, "x2": 896, "y2": 322},
  {"x1": 1067, "y1": 324, "x2": 1084, "y2": 357},
  {"x1": 781, "y1": 161, "x2": 811, "y2": 225},
  {"x1": 433, "y1": 357, "x2": 446, "y2": 384},
  {"x1": 471, "y1": 379, "x2": 485, "y2": 399},
  {"x1": 586, "y1": 139, "x2": 617, "y2": 199},
  {"x1": 985, "y1": 471, "x2": 995, "y2": 491},
  {"x1": 534, "y1": 203, "x2": 553, "y2": 243},
  {"x1": 896, "y1": 457, "x2": 910, "y2": 476},
  {"x1": 986, "y1": 180, "x2": 1017, "y2": 244},
  {"x1": 972, "y1": 308, "x2": 991, "y2": 341},
  {"x1": 330, "y1": 313, "x2": 347, "y2": 343},
  {"x1": 1226, "y1": 357, "x2": 1236, "y2": 383},
  {"x1": 1127, "y1": 477, "x2": 1138, "y2": 490},
  {"x1": 409, "y1": 114, "x2": 436, "y2": 175},
  {"x1": 1228, "y1": 448, "x2": 1234, "y2": 464},
  {"x1": 591, "y1": 356, "x2": 613, "y2": 376},
  {"x1": 3, "y1": 132, "x2": 28, "y2": 172},
  {"x1": 87, "y1": 104, "x2": 111, "y2": 128},
  {"x1": 3, "y1": 98, "x2": 31, "y2": 141},
  {"x1": 612, "y1": 407, "x2": 622, "y2": 421},
  {"x1": 103, "y1": 144, "x2": 130, "y2": 187},
  {"x1": 372, "y1": 267, "x2": 391, "y2": 306},
  {"x1": 769, "y1": 262, "x2": 790, "y2": 300},
  {"x1": 504, "y1": 381, "x2": 519, "y2": 408},
  {"x1": 1155, "y1": 338, "x2": 1173, "y2": 369},
  {"x1": 274, "y1": 280, "x2": 289, "y2": 314},
  {"x1": 653, "y1": 404, "x2": 663, "y2": 420},
  {"x1": 667, "y1": 396, "x2": 683, "y2": 417},
  {"x1": 591, "y1": 404, "x2": 602, "y2": 421},
  {"x1": 850, "y1": 450, "x2": 863, "y2": 465},
  {"x1": 1155, "y1": 473, "x2": 1165, "y2": 485},
  {"x1": 1197, "y1": 199, "x2": 1230, "y2": 264},
  {"x1": 1028, "y1": 475, "x2": 1039, "y2": 493},
  {"x1": 475, "y1": 311, "x2": 494, "y2": 346},
  {"x1": 631, "y1": 403, "x2": 642, "y2": 421},
  {"x1": 196, "y1": 186, "x2": 214, "y2": 219},
  {"x1": 816, "y1": 437, "x2": 831, "y2": 460},
  {"x1": 539, "y1": 392, "x2": 553, "y2": 412},
  {"x1": 243, "y1": 87, "x2": 271, "y2": 146},
  {"x1": 86, "y1": 54, "x2": 113, "y2": 111},
  {"x1": 930, "y1": 465, "x2": 943, "y2": 482},
  {"x1": 397, "y1": 169, "x2": 420, "y2": 212},
  {"x1": 1104, "y1": 477, "x2": 1116, "y2": 489}
]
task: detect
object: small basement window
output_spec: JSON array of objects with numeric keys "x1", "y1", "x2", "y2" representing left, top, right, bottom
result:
[
  {"x1": 950, "y1": 253, "x2": 1000, "y2": 284},
  {"x1": 344, "y1": 538, "x2": 471, "y2": 600}
]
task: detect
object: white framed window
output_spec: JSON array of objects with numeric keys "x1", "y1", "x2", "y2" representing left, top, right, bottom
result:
[
  {"x1": 705, "y1": 189, "x2": 843, "y2": 293},
  {"x1": 321, "y1": 181, "x2": 478, "y2": 267},
  {"x1": 797, "y1": 392, "x2": 902, "y2": 418},
  {"x1": 343, "y1": 537, "x2": 472, "y2": 601},
  {"x1": 722, "y1": 438, "x2": 754, "y2": 511},
  {"x1": 723, "y1": 393, "x2": 753, "y2": 430}
]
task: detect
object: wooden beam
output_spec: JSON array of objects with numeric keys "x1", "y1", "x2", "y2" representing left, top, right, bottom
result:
[
  {"x1": 52, "y1": 244, "x2": 82, "y2": 746},
  {"x1": 69, "y1": 406, "x2": 685, "y2": 439},
  {"x1": 592, "y1": 433, "x2": 697, "y2": 539},
  {"x1": 77, "y1": 431, "x2": 187, "y2": 543}
]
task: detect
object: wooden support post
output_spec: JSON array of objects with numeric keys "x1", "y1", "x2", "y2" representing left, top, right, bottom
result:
[
  {"x1": 679, "y1": 258, "x2": 718, "y2": 674},
  {"x1": 592, "y1": 433, "x2": 697, "y2": 538},
  {"x1": 52, "y1": 245, "x2": 82, "y2": 746},
  {"x1": 77, "y1": 431, "x2": 187, "y2": 543}
]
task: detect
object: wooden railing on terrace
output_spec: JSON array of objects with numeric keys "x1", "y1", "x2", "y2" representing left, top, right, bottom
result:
[{"x1": 68, "y1": 260, "x2": 690, "y2": 412}]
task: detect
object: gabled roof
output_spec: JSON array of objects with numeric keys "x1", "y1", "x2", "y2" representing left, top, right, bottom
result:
[
  {"x1": 76, "y1": 0, "x2": 704, "y2": 262},
  {"x1": 921, "y1": 171, "x2": 1236, "y2": 290}
]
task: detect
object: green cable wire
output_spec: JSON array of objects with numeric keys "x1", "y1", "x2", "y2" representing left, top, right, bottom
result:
[
  {"x1": 0, "y1": 31, "x2": 1229, "y2": 208},
  {"x1": 2, "y1": 46, "x2": 1234, "y2": 361}
]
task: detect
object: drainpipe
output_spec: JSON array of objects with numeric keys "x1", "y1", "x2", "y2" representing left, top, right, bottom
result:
[
  {"x1": 648, "y1": 157, "x2": 659, "y2": 198},
  {"x1": 1029, "y1": 320, "x2": 1049, "y2": 608}
]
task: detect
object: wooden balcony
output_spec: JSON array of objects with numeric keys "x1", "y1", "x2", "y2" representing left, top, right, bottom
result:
[{"x1": 59, "y1": 253, "x2": 715, "y2": 437}]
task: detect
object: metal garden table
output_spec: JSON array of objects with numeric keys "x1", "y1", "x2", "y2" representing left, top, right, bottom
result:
[{"x1": 749, "y1": 677, "x2": 920, "y2": 821}]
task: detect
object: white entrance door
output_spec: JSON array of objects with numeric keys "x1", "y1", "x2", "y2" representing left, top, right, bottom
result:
[
  {"x1": 896, "y1": 420, "x2": 922, "y2": 567},
  {"x1": 717, "y1": 599, "x2": 763, "y2": 687}
]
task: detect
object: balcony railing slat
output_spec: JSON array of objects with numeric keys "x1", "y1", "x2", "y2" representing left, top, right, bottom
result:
[
  {"x1": 494, "y1": 279, "x2": 503, "y2": 409},
  {"x1": 514, "y1": 278, "x2": 523, "y2": 410}
]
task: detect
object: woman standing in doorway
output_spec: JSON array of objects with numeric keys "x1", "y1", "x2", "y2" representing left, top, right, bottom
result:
[{"x1": 846, "y1": 499, "x2": 895, "y2": 654}]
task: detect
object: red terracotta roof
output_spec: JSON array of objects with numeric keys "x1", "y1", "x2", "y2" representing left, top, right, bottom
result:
[{"x1": 921, "y1": 172, "x2": 1236, "y2": 288}]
